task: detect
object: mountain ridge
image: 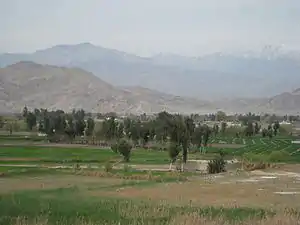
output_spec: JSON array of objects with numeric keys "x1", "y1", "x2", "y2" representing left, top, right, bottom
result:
[
  {"x1": 0, "y1": 61, "x2": 299, "y2": 115},
  {"x1": 1, "y1": 43, "x2": 300, "y2": 100},
  {"x1": 0, "y1": 62, "x2": 215, "y2": 114}
]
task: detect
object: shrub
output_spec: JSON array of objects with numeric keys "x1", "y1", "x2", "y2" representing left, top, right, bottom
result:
[
  {"x1": 268, "y1": 150, "x2": 291, "y2": 162},
  {"x1": 110, "y1": 143, "x2": 118, "y2": 153},
  {"x1": 117, "y1": 139, "x2": 132, "y2": 162},
  {"x1": 104, "y1": 161, "x2": 113, "y2": 172},
  {"x1": 110, "y1": 139, "x2": 132, "y2": 162},
  {"x1": 243, "y1": 152, "x2": 267, "y2": 162},
  {"x1": 207, "y1": 156, "x2": 226, "y2": 174},
  {"x1": 123, "y1": 164, "x2": 132, "y2": 172}
]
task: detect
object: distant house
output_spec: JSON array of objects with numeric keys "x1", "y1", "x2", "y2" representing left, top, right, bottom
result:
[
  {"x1": 280, "y1": 121, "x2": 291, "y2": 125},
  {"x1": 226, "y1": 121, "x2": 242, "y2": 127}
]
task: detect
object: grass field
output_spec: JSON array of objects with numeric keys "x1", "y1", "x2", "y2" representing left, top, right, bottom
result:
[
  {"x1": 1, "y1": 135, "x2": 300, "y2": 224},
  {"x1": 1, "y1": 167, "x2": 300, "y2": 225}
]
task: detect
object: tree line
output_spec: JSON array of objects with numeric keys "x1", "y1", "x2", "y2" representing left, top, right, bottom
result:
[{"x1": 20, "y1": 106, "x2": 287, "y2": 163}]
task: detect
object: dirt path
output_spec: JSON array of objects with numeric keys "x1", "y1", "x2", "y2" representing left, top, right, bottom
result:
[{"x1": 0, "y1": 159, "x2": 240, "y2": 172}]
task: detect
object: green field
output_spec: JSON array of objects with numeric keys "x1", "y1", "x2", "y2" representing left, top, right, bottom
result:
[
  {"x1": 0, "y1": 187, "x2": 271, "y2": 225},
  {"x1": 0, "y1": 136, "x2": 299, "y2": 165},
  {"x1": 1, "y1": 136, "x2": 300, "y2": 224},
  {"x1": 0, "y1": 146, "x2": 173, "y2": 165}
]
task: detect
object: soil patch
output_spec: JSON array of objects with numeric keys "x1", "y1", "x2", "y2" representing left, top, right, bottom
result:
[{"x1": 100, "y1": 173, "x2": 300, "y2": 209}]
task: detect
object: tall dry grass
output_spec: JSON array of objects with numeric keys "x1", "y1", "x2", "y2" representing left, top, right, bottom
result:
[
  {"x1": 12, "y1": 213, "x2": 300, "y2": 225},
  {"x1": 170, "y1": 213, "x2": 300, "y2": 225}
]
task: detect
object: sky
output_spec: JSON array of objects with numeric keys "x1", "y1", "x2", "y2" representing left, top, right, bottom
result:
[{"x1": 1, "y1": 0, "x2": 300, "y2": 56}]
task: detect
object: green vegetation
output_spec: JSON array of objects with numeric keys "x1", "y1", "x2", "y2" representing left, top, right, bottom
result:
[
  {"x1": 0, "y1": 188, "x2": 272, "y2": 225},
  {"x1": 223, "y1": 138, "x2": 300, "y2": 163},
  {"x1": 1, "y1": 109, "x2": 300, "y2": 224},
  {"x1": 0, "y1": 145, "x2": 172, "y2": 165}
]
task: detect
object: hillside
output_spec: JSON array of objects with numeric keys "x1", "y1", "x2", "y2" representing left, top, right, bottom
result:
[
  {"x1": 1, "y1": 43, "x2": 300, "y2": 99},
  {"x1": 0, "y1": 62, "x2": 213, "y2": 114}
]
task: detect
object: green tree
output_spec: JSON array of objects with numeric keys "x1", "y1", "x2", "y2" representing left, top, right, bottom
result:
[
  {"x1": 273, "y1": 121, "x2": 280, "y2": 136},
  {"x1": 192, "y1": 126, "x2": 204, "y2": 149},
  {"x1": 245, "y1": 122, "x2": 254, "y2": 137},
  {"x1": 86, "y1": 118, "x2": 95, "y2": 136},
  {"x1": 168, "y1": 142, "x2": 181, "y2": 170},
  {"x1": 22, "y1": 106, "x2": 28, "y2": 118},
  {"x1": 102, "y1": 117, "x2": 117, "y2": 141},
  {"x1": 254, "y1": 122, "x2": 260, "y2": 135},
  {"x1": 25, "y1": 112, "x2": 37, "y2": 131},
  {"x1": 116, "y1": 122, "x2": 125, "y2": 139},
  {"x1": 267, "y1": 125, "x2": 273, "y2": 139},
  {"x1": 221, "y1": 122, "x2": 227, "y2": 135},
  {"x1": 115, "y1": 139, "x2": 132, "y2": 162},
  {"x1": 0, "y1": 116, "x2": 3, "y2": 128},
  {"x1": 65, "y1": 117, "x2": 75, "y2": 142},
  {"x1": 262, "y1": 128, "x2": 268, "y2": 138},
  {"x1": 216, "y1": 111, "x2": 226, "y2": 121},
  {"x1": 202, "y1": 125, "x2": 212, "y2": 147},
  {"x1": 212, "y1": 124, "x2": 219, "y2": 136}
]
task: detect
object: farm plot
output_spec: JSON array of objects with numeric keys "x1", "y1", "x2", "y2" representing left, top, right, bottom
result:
[
  {"x1": 209, "y1": 137, "x2": 260, "y2": 145},
  {"x1": 222, "y1": 138, "x2": 300, "y2": 163},
  {"x1": 0, "y1": 145, "x2": 174, "y2": 166},
  {"x1": 1, "y1": 164, "x2": 300, "y2": 225}
]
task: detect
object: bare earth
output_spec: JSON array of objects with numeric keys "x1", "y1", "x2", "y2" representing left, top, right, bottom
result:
[
  {"x1": 1, "y1": 162, "x2": 300, "y2": 210},
  {"x1": 89, "y1": 165, "x2": 300, "y2": 209}
]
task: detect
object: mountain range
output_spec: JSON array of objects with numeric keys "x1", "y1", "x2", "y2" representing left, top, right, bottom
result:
[
  {"x1": 0, "y1": 43, "x2": 299, "y2": 115},
  {"x1": 1, "y1": 43, "x2": 300, "y2": 99},
  {"x1": 0, "y1": 62, "x2": 214, "y2": 114}
]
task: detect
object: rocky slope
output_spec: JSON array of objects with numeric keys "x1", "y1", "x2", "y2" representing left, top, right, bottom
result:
[{"x1": 0, "y1": 62, "x2": 213, "y2": 114}]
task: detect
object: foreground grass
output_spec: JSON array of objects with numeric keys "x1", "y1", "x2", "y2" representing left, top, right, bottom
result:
[
  {"x1": 9, "y1": 214, "x2": 300, "y2": 225},
  {"x1": 0, "y1": 187, "x2": 282, "y2": 225}
]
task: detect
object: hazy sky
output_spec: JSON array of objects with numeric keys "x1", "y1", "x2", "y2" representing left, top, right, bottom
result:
[{"x1": 1, "y1": 0, "x2": 300, "y2": 56}]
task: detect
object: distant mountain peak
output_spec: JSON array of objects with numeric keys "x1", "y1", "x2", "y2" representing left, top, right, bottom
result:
[{"x1": 292, "y1": 88, "x2": 300, "y2": 94}]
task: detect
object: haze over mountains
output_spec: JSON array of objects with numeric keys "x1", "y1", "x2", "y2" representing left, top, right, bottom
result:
[
  {"x1": 1, "y1": 43, "x2": 300, "y2": 99},
  {"x1": 0, "y1": 43, "x2": 300, "y2": 114}
]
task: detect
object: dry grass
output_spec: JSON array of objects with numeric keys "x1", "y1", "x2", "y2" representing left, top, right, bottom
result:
[
  {"x1": 11, "y1": 214, "x2": 300, "y2": 225},
  {"x1": 74, "y1": 170, "x2": 188, "y2": 182},
  {"x1": 100, "y1": 174, "x2": 300, "y2": 209},
  {"x1": 169, "y1": 213, "x2": 300, "y2": 225},
  {"x1": 0, "y1": 175, "x2": 123, "y2": 194}
]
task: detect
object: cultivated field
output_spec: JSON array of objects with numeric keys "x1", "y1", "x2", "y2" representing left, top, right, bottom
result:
[{"x1": 1, "y1": 135, "x2": 300, "y2": 224}]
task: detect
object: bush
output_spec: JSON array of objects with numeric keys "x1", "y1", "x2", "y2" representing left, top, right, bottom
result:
[
  {"x1": 268, "y1": 150, "x2": 291, "y2": 162},
  {"x1": 243, "y1": 152, "x2": 267, "y2": 162},
  {"x1": 123, "y1": 164, "x2": 132, "y2": 172},
  {"x1": 116, "y1": 139, "x2": 132, "y2": 162},
  {"x1": 104, "y1": 161, "x2": 113, "y2": 172},
  {"x1": 207, "y1": 156, "x2": 226, "y2": 174},
  {"x1": 110, "y1": 143, "x2": 118, "y2": 153}
]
